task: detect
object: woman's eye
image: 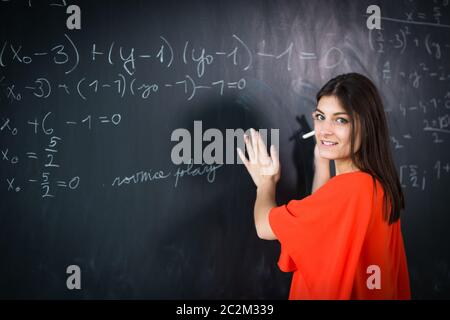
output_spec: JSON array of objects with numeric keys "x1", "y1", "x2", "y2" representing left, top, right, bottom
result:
[
  {"x1": 313, "y1": 114, "x2": 348, "y2": 124},
  {"x1": 314, "y1": 113, "x2": 325, "y2": 121}
]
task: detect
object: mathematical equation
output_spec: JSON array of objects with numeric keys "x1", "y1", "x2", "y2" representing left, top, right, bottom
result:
[
  {"x1": 399, "y1": 160, "x2": 450, "y2": 191},
  {"x1": 0, "y1": 34, "x2": 345, "y2": 78},
  {"x1": 370, "y1": 27, "x2": 450, "y2": 60},
  {"x1": 369, "y1": 0, "x2": 450, "y2": 59},
  {"x1": 380, "y1": 59, "x2": 450, "y2": 89},
  {"x1": 0, "y1": 32, "x2": 352, "y2": 103},
  {"x1": 368, "y1": 1, "x2": 450, "y2": 92},
  {"x1": 1, "y1": 74, "x2": 247, "y2": 102},
  {"x1": 1, "y1": 112, "x2": 121, "y2": 198}
]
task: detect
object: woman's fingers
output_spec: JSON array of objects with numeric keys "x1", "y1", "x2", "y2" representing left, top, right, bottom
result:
[
  {"x1": 239, "y1": 130, "x2": 280, "y2": 182},
  {"x1": 244, "y1": 134, "x2": 256, "y2": 163},
  {"x1": 237, "y1": 147, "x2": 249, "y2": 167},
  {"x1": 260, "y1": 145, "x2": 280, "y2": 176},
  {"x1": 256, "y1": 131, "x2": 271, "y2": 165},
  {"x1": 250, "y1": 128, "x2": 259, "y2": 163},
  {"x1": 242, "y1": 128, "x2": 276, "y2": 166},
  {"x1": 270, "y1": 145, "x2": 280, "y2": 171}
]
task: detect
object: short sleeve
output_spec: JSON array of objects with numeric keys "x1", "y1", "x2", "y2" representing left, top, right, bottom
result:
[{"x1": 268, "y1": 174, "x2": 376, "y2": 299}]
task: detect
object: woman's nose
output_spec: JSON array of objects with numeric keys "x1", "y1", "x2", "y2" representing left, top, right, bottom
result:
[{"x1": 317, "y1": 119, "x2": 334, "y2": 135}]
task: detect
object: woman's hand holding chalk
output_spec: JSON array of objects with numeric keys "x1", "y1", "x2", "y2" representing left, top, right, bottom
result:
[{"x1": 302, "y1": 130, "x2": 315, "y2": 139}]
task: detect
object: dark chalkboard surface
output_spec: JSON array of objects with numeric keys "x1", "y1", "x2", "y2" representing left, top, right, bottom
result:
[{"x1": 0, "y1": 0, "x2": 449, "y2": 299}]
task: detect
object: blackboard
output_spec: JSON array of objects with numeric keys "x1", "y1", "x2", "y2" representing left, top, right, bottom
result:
[{"x1": 0, "y1": 0, "x2": 449, "y2": 299}]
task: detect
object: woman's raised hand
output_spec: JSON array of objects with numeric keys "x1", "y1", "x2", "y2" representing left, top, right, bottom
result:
[{"x1": 237, "y1": 128, "x2": 280, "y2": 188}]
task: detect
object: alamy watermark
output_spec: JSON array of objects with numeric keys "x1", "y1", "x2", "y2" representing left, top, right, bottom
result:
[
  {"x1": 366, "y1": 5, "x2": 381, "y2": 30},
  {"x1": 66, "y1": 264, "x2": 81, "y2": 290},
  {"x1": 366, "y1": 265, "x2": 381, "y2": 290},
  {"x1": 170, "y1": 121, "x2": 279, "y2": 165}
]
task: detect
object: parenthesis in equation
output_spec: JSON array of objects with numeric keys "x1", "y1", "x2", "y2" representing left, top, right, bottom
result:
[
  {"x1": 64, "y1": 33, "x2": 79, "y2": 75},
  {"x1": 130, "y1": 78, "x2": 136, "y2": 96},
  {"x1": 77, "y1": 77, "x2": 87, "y2": 100},
  {"x1": 118, "y1": 73, "x2": 126, "y2": 98},
  {"x1": 425, "y1": 34, "x2": 432, "y2": 56},
  {"x1": 400, "y1": 29, "x2": 407, "y2": 54},
  {"x1": 108, "y1": 42, "x2": 115, "y2": 65},
  {"x1": 0, "y1": 41, "x2": 7, "y2": 67},
  {"x1": 185, "y1": 75, "x2": 196, "y2": 101},
  {"x1": 183, "y1": 41, "x2": 189, "y2": 65},
  {"x1": 232, "y1": 34, "x2": 253, "y2": 71},
  {"x1": 160, "y1": 36, "x2": 174, "y2": 68}
]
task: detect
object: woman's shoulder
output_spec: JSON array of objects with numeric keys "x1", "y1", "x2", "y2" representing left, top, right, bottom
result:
[
  {"x1": 294, "y1": 171, "x2": 381, "y2": 214},
  {"x1": 331, "y1": 171, "x2": 374, "y2": 182},
  {"x1": 328, "y1": 171, "x2": 380, "y2": 193}
]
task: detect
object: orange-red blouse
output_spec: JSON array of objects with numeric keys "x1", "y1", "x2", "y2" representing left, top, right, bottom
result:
[{"x1": 269, "y1": 171, "x2": 411, "y2": 299}]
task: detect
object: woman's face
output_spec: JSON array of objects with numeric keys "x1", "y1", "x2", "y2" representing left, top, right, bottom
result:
[{"x1": 312, "y1": 95, "x2": 361, "y2": 161}]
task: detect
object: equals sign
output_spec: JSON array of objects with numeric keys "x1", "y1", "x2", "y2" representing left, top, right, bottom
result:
[
  {"x1": 99, "y1": 116, "x2": 110, "y2": 123},
  {"x1": 56, "y1": 181, "x2": 67, "y2": 188},
  {"x1": 26, "y1": 152, "x2": 38, "y2": 159},
  {"x1": 227, "y1": 82, "x2": 238, "y2": 88}
]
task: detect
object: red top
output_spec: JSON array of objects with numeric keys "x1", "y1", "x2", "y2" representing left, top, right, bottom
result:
[{"x1": 269, "y1": 171, "x2": 411, "y2": 300}]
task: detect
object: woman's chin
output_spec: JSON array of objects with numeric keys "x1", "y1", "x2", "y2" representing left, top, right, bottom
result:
[{"x1": 318, "y1": 153, "x2": 335, "y2": 160}]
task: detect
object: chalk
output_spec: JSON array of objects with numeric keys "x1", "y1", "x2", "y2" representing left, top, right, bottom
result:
[{"x1": 302, "y1": 130, "x2": 315, "y2": 139}]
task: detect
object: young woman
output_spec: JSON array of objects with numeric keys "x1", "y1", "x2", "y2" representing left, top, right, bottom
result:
[{"x1": 237, "y1": 73, "x2": 411, "y2": 299}]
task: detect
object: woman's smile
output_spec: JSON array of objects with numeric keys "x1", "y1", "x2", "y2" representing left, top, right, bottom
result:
[{"x1": 320, "y1": 140, "x2": 338, "y2": 147}]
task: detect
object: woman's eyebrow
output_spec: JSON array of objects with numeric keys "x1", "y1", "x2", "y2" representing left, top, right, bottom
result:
[{"x1": 315, "y1": 108, "x2": 349, "y2": 116}]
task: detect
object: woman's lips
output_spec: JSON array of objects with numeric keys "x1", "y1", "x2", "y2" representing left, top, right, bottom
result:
[{"x1": 321, "y1": 140, "x2": 338, "y2": 147}]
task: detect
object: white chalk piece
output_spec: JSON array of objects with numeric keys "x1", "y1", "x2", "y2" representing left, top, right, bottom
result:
[{"x1": 302, "y1": 130, "x2": 315, "y2": 139}]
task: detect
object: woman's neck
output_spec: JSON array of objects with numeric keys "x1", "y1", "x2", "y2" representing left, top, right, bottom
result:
[{"x1": 334, "y1": 159, "x2": 360, "y2": 176}]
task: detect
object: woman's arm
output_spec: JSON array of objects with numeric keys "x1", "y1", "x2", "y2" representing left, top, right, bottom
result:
[
  {"x1": 311, "y1": 144, "x2": 330, "y2": 193},
  {"x1": 254, "y1": 181, "x2": 277, "y2": 240},
  {"x1": 237, "y1": 129, "x2": 280, "y2": 240}
]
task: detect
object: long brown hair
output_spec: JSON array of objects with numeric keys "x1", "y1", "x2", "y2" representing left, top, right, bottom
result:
[{"x1": 316, "y1": 73, "x2": 405, "y2": 224}]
